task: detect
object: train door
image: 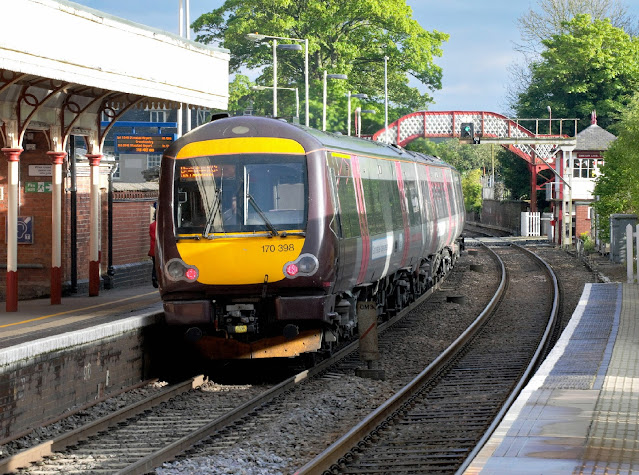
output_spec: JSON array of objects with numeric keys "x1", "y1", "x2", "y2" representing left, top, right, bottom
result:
[
  {"x1": 442, "y1": 168, "x2": 454, "y2": 247},
  {"x1": 326, "y1": 152, "x2": 362, "y2": 291},
  {"x1": 399, "y1": 162, "x2": 423, "y2": 267},
  {"x1": 416, "y1": 163, "x2": 434, "y2": 257},
  {"x1": 427, "y1": 167, "x2": 448, "y2": 253},
  {"x1": 360, "y1": 156, "x2": 402, "y2": 280}
]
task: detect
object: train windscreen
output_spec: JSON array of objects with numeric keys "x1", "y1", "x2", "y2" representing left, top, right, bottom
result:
[{"x1": 174, "y1": 154, "x2": 307, "y2": 236}]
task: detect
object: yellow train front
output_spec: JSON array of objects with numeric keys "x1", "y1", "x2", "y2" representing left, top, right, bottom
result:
[{"x1": 156, "y1": 115, "x2": 464, "y2": 360}]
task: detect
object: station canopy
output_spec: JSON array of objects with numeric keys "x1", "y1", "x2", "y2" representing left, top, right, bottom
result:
[{"x1": 0, "y1": 0, "x2": 230, "y2": 150}]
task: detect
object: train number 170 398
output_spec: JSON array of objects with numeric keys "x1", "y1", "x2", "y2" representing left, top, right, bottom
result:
[{"x1": 262, "y1": 243, "x2": 295, "y2": 253}]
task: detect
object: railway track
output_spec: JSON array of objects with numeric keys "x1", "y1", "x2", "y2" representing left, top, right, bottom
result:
[
  {"x1": 296, "y1": 240, "x2": 559, "y2": 474},
  {"x1": 2, "y1": 241, "x2": 552, "y2": 474},
  {"x1": 2, "y1": 258, "x2": 454, "y2": 474}
]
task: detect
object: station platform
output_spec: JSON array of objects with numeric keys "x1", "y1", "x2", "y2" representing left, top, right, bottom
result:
[
  {"x1": 0, "y1": 283, "x2": 162, "y2": 357},
  {"x1": 466, "y1": 282, "x2": 639, "y2": 474}
]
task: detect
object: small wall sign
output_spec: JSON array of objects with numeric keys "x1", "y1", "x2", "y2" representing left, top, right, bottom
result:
[
  {"x1": 5, "y1": 216, "x2": 34, "y2": 244},
  {"x1": 28, "y1": 165, "x2": 53, "y2": 176},
  {"x1": 25, "y1": 182, "x2": 52, "y2": 193}
]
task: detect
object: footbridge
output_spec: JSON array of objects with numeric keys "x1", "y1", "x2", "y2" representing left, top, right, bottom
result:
[{"x1": 373, "y1": 111, "x2": 578, "y2": 212}]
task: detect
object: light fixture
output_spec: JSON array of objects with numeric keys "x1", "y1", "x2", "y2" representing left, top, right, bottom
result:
[{"x1": 323, "y1": 71, "x2": 348, "y2": 131}]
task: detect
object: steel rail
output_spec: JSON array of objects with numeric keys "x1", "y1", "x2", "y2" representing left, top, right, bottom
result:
[
  {"x1": 455, "y1": 242, "x2": 560, "y2": 474},
  {"x1": 0, "y1": 376, "x2": 206, "y2": 474},
  {"x1": 1, "y1": 258, "x2": 449, "y2": 475},
  {"x1": 294, "y1": 242, "x2": 507, "y2": 475},
  {"x1": 117, "y1": 274, "x2": 445, "y2": 474}
]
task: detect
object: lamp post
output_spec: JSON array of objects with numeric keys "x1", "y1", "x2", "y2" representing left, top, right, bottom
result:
[
  {"x1": 252, "y1": 86, "x2": 300, "y2": 119},
  {"x1": 347, "y1": 92, "x2": 368, "y2": 136},
  {"x1": 246, "y1": 33, "x2": 309, "y2": 126},
  {"x1": 323, "y1": 71, "x2": 348, "y2": 131},
  {"x1": 547, "y1": 105, "x2": 552, "y2": 135},
  {"x1": 355, "y1": 108, "x2": 376, "y2": 138},
  {"x1": 384, "y1": 55, "x2": 389, "y2": 131},
  {"x1": 273, "y1": 39, "x2": 277, "y2": 116}
]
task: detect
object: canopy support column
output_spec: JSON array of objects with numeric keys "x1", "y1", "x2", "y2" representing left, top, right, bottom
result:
[
  {"x1": 87, "y1": 153, "x2": 102, "y2": 296},
  {"x1": 2, "y1": 148, "x2": 23, "y2": 311},
  {"x1": 47, "y1": 151, "x2": 66, "y2": 304}
]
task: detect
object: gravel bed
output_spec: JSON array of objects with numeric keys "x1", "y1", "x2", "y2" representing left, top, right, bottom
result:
[
  {"x1": 155, "y1": 248, "x2": 500, "y2": 474},
  {"x1": 157, "y1": 245, "x2": 621, "y2": 474},
  {"x1": 2, "y1": 243, "x2": 624, "y2": 474}
]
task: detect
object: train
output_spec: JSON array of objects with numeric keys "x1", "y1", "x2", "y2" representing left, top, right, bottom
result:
[{"x1": 155, "y1": 115, "x2": 465, "y2": 360}]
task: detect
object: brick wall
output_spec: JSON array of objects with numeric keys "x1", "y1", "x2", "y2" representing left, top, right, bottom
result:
[
  {"x1": 0, "y1": 132, "x2": 57, "y2": 299},
  {"x1": 575, "y1": 204, "x2": 592, "y2": 238},
  {"x1": 112, "y1": 194, "x2": 156, "y2": 265},
  {"x1": 0, "y1": 133, "x2": 159, "y2": 299},
  {"x1": 0, "y1": 328, "x2": 151, "y2": 441}
]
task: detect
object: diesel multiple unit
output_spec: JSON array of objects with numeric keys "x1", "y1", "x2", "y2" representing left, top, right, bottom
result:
[{"x1": 156, "y1": 116, "x2": 465, "y2": 359}]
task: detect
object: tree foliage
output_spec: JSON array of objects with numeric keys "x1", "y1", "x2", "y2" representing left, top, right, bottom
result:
[
  {"x1": 507, "y1": 0, "x2": 637, "y2": 117},
  {"x1": 516, "y1": 0, "x2": 637, "y2": 58},
  {"x1": 404, "y1": 138, "x2": 493, "y2": 174},
  {"x1": 593, "y1": 93, "x2": 639, "y2": 241},
  {"x1": 227, "y1": 74, "x2": 254, "y2": 113},
  {"x1": 513, "y1": 14, "x2": 639, "y2": 131},
  {"x1": 192, "y1": 0, "x2": 448, "y2": 130},
  {"x1": 462, "y1": 169, "x2": 483, "y2": 214},
  {"x1": 495, "y1": 148, "x2": 531, "y2": 201}
]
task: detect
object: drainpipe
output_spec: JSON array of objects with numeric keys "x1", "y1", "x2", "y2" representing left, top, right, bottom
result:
[{"x1": 70, "y1": 136, "x2": 78, "y2": 293}]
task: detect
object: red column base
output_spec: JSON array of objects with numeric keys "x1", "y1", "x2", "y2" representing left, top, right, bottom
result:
[
  {"x1": 6, "y1": 270, "x2": 18, "y2": 312},
  {"x1": 51, "y1": 266, "x2": 62, "y2": 305},
  {"x1": 89, "y1": 260, "x2": 100, "y2": 296}
]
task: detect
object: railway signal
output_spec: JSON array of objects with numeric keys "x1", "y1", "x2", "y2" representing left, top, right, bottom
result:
[{"x1": 460, "y1": 122, "x2": 480, "y2": 144}]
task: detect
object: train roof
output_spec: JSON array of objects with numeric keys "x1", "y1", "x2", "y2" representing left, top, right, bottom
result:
[
  {"x1": 173, "y1": 116, "x2": 455, "y2": 170},
  {"x1": 296, "y1": 123, "x2": 453, "y2": 168}
]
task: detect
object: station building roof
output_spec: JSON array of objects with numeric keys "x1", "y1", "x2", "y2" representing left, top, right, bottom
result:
[
  {"x1": 1, "y1": 0, "x2": 230, "y2": 149},
  {"x1": 575, "y1": 123, "x2": 616, "y2": 152}
]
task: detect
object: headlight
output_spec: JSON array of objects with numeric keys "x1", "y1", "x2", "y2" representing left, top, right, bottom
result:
[
  {"x1": 165, "y1": 258, "x2": 199, "y2": 282},
  {"x1": 283, "y1": 253, "x2": 319, "y2": 279}
]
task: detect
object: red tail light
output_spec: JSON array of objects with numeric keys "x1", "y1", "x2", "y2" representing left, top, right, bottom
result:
[{"x1": 286, "y1": 264, "x2": 299, "y2": 276}]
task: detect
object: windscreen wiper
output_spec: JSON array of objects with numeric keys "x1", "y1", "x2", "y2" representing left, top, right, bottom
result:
[
  {"x1": 203, "y1": 190, "x2": 223, "y2": 238},
  {"x1": 247, "y1": 193, "x2": 279, "y2": 237}
]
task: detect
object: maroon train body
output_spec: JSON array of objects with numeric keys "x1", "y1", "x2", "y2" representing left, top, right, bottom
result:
[{"x1": 155, "y1": 116, "x2": 465, "y2": 359}]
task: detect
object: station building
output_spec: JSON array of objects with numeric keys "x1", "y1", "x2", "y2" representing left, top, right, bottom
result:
[{"x1": 0, "y1": 0, "x2": 229, "y2": 309}]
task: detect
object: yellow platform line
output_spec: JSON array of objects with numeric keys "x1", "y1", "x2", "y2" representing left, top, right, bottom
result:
[{"x1": 0, "y1": 291, "x2": 159, "y2": 329}]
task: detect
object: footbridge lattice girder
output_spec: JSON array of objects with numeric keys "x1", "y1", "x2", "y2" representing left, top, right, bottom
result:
[{"x1": 372, "y1": 110, "x2": 576, "y2": 168}]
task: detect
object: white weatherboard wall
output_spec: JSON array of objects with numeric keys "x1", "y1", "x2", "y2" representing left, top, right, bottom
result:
[{"x1": 2, "y1": 0, "x2": 230, "y2": 109}]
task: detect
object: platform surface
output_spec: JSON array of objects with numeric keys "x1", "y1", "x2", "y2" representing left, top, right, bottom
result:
[
  {"x1": 0, "y1": 284, "x2": 162, "y2": 355},
  {"x1": 466, "y1": 282, "x2": 639, "y2": 474}
]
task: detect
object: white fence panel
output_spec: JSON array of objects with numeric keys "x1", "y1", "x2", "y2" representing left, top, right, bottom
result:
[{"x1": 521, "y1": 212, "x2": 541, "y2": 237}]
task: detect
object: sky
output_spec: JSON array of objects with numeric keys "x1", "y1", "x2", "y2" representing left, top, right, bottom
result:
[{"x1": 70, "y1": 0, "x2": 639, "y2": 116}]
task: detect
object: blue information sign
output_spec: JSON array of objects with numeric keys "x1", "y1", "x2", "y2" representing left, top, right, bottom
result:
[{"x1": 5, "y1": 216, "x2": 34, "y2": 244}]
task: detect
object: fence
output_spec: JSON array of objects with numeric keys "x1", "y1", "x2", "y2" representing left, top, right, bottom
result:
[
  {"x1": 520, "y1": 212, "x2": 541, "y2": 237},
  {"x1": 626, "y1": 224, "x2": 638, "y2": 284}
]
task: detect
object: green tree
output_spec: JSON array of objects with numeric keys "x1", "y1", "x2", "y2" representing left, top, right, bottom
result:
[
  {"x1": 513, "y1": 15, "x2": 639, "y2": 131},
  {"x1": 498, "y1": 149, "x2": 533, "y2": 201},
  {"x1": 192, "y1": 0, "x2": 448, "y2": 130},
  {"x1": 405, "y1": 138, "x2": 492, "y2": 174},
  {"x1": 227, "y1": 74, "x2": 254, "y2": 114},
  {"x1": 593, "y1": 93, "x2": 639, "y2": 241},
  {"x1": 462, "y1": 169, "x2": 483, "y2": 214},
  {"x1": 507, "y1": 0, "x2": 637, "y2": 111},
  {"x1": 516, "y1": 0, "x2": 636, "y2": 57}
]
